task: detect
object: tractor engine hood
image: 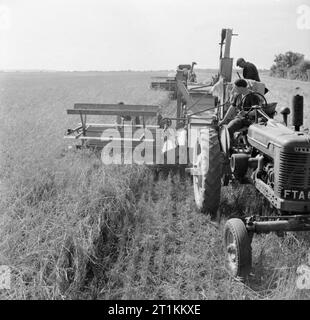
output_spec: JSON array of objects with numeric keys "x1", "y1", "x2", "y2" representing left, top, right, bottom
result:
[{"x1": 247, "y1": 119, "x2": 310, "y2": 154}]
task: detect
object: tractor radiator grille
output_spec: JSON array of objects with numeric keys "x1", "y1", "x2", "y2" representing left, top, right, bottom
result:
[{"x1": 278, "y1": 151, "x2": 310, "y2": 193}]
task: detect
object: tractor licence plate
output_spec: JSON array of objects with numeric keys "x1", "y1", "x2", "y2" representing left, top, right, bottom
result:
[{"x1": 282, "y1": 189, "x2": 310, "y2": 201}]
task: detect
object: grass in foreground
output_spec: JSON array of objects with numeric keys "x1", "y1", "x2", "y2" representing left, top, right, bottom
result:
[{"x1": 1, "y1": 147, "x2": 310, "y2": 300}]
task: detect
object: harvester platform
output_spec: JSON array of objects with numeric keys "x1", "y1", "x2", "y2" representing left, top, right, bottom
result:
[{"x1": 65, "y1": 103, "x2": 161, "y2": 149}]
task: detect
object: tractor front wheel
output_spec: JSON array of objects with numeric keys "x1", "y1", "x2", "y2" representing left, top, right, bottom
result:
[{"x1": 223, "y1": 218, "x2": 252, "y2": 280}]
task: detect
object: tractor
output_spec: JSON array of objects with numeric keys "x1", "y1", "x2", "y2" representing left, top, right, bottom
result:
[
  {"x1": 64, "y1": 28, "x2": 310, "y2": 281},
  {"x1": 195, "y1": 88, "x2": 310, "y2": 279},
  {"x1": 175, "y1": 29, "x2": 310, "y2": 280}
]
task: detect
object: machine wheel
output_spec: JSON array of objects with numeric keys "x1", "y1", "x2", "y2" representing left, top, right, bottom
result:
[
  {"x1": 224, "y1": 218, "x2": 252, "y2": 280},
  {"x1": 219, "y1": 125, "x2": 231, "y2": 156},
  {"x1": 193, "y1": 127, "x2": 221, "y2": 219}
]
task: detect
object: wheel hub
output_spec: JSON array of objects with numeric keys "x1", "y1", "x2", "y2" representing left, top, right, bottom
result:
[{"x1": 226, "y1": 231, "x2": 238, "y2": 274}]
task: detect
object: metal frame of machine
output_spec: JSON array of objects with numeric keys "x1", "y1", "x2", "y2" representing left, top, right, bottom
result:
[{"x1": 150, "y1": 62, "x2": 201, "y2": 98}]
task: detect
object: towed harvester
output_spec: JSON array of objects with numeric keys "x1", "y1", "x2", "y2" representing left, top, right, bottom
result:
[
  {"x1": 150, "y1": 62, "x2": 212, "y2": 99},
  {"x1": 65, "y1": 28, "x2": 310, "y2": 280}
]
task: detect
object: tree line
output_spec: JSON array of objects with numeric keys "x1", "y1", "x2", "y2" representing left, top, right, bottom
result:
[{"x1": 270, "y1": 51, "x2": 310, "y2": 81}]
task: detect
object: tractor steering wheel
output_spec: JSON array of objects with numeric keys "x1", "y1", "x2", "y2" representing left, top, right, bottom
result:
[
  {"x1": 240, "y1": 92, "x2": 270, "y2": 121},
  {"x1": 240, "y1": 91, "x2": 268, "y2": 111}
]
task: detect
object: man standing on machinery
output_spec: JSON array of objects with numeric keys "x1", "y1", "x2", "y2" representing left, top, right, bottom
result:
[
  {"x1": 236, "y1": 57, "x2": 269, "y2": 94},
  {"x1": 236, "y1": 58, "x2": 261, "y2": 82},
  {"x1": 219, "y1": 79, "x2": 261, "y2": 140}
]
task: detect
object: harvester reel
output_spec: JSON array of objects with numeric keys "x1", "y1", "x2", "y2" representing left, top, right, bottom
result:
[{"x1": 193, "y1": 127, "x2": 222, "y2": 219}]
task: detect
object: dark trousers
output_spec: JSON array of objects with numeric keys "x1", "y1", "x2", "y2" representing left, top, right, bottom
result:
[{"x1": 227, "y1": 116, "x2": 251, "y2": 139}]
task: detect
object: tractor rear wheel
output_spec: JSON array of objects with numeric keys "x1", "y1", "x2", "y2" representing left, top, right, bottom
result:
[
  {"x1": 193, "y1": 127, "x2": 221, "y2": 219},
  {"x1": 224, "y1": 218, "x2": 252, "y2": 280}
]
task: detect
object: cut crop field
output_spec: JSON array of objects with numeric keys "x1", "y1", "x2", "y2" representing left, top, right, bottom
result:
[{"x1": 0, "y1": 71, "x2": 310, "y2": 300}]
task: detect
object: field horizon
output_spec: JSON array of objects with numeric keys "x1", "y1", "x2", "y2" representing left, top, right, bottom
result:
[{"x1": 0, "y1": 67, "x2": 273, "y2": 74}]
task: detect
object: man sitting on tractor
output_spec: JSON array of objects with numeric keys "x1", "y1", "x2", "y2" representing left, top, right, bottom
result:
[{"x1": 219, "y1": 79, "x2": 261, "y2": 140}]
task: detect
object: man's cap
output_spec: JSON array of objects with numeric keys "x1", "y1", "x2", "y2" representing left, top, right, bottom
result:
[
  {"x1": 236, "y1": 58, "x2": 245, "y2": 67},
  {"x1": 234, "y1": 79, "x2": 248, "y2": 88}
]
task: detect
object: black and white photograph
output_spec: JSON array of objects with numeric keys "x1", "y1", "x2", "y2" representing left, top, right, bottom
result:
[{"x1": 0, "y1": 0, "x2": 310, "y2": 303}]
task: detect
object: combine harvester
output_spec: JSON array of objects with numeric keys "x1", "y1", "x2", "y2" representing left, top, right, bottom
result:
[{"x1": 65, "y1": 28, "x2": 310, "y2": 280}]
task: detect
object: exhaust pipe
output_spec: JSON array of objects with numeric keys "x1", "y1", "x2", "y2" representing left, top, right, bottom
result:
[
  {"x1": 280, "y1": 94, "x2": 304, "y2": 129},
  {"x1": 292, "y1": 94, "x2": 304, "y2": 131}
]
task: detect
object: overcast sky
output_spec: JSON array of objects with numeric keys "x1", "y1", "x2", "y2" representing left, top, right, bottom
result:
[{"x1": 0, "y1": 0, "x2": 309, "y2": 71}]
